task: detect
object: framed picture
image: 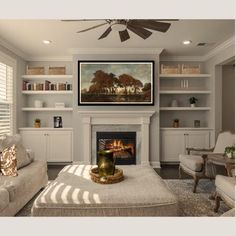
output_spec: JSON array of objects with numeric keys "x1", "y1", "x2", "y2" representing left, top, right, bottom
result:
[
  {"x1": 78, "y1": 60, "x2": 154, "y2": 105},
  {"x1": 53, "y1": 116, "x2": 63, "y2": 128}
]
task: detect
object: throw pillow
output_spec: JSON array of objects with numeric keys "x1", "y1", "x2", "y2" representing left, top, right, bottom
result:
[
  {"x1": 0, "y1": 144, "x2": 18, "y2": 176},
  {"x1": 0, "y1": 134, "x2": 31, "y2": 169}
]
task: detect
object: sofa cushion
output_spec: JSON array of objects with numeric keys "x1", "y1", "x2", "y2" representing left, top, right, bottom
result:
[
  {"x1": 0, "y1": 187, "x2": 10, "y2": 211},
  {"x1": 215, "y1": 175, "x2": 236, "y2": 200},
  {"x1": 0, "y1": 134, "x2": 31, "y2": 169},
  {"x1": 179, "y1": 154, "x2": 203, "y2": 172},
  {"x1": 0, "y1": 145, "x2": 18, "y2": 176}
]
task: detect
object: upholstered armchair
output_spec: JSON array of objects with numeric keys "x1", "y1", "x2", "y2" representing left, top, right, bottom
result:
[
  {"x1": 179, "y1": 131, "x2": 235, "y2": 193},
  {"x1": 214, "y1": 163, "x2": 235, "y2": 212}
]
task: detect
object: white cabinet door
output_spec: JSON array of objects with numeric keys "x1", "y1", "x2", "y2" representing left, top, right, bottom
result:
[
  {"x1": 161, "y1": 131, "x2": 185, "y2": 162},
  {"x1": 20, "y1": 131, "x2": 47, "y2": 161},
  {"x1": 47, "y1": 131, "x2": 72, "y2": 162},
  {"x1": 186, "y1": 131, "x2": 210, "y2": 149}
]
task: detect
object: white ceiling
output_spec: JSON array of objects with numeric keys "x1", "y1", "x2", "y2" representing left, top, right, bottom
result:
[{"x1": 0, "y1": 19, "x2": 234, "y2": 59}]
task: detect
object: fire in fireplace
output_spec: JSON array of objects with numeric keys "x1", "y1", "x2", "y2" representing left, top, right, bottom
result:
[{"x1": 96, "y1": 132, "x2": 136, "y2": 165}]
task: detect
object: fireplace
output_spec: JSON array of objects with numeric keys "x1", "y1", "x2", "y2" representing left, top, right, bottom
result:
[{"x1": 96, "y1": 132, "x2": 136, "y2": 165}]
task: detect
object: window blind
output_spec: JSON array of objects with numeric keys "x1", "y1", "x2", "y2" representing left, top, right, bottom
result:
[{"x1": 0, "y1": 61, "x2": 13, "y2": 136}]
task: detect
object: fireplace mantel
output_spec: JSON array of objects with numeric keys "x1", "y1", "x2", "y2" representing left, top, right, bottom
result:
[{"x1": 78, "y1": 110, "x2": 155, "y2": 165}]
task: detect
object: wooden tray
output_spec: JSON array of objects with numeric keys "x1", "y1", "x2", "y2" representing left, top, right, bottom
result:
[{"x1": 90, "y1": 167, "x2": 124, "y2": 184}]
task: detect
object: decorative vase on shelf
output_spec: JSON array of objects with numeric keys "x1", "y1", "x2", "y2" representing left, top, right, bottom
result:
[
  {"x1": 173, "y1": 119, "x2": 180, "y2": 128},
  {"x1": 189, "y1": 97, "x2": 198, "y2": 107},
  {"x1": 34, "y1": 100, "x2": 43, "y2": 108},
  {"x1": 171, "y1": 100, "x2": 178, "y2": 107},
  {"x1": 34, "y1": 119, "x2": 41, "y2": 128}
]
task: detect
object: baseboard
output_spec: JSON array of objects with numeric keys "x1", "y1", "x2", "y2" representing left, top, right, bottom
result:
[{"x1": 150, "y1": 161, "x2": 161, "y2": 168}]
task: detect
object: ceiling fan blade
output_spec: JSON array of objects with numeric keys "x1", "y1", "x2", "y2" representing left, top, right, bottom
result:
[
  {"x1": 130, "y1": 20, "x2": 171, "y2": 32},
  {"x1": 127, "y1": 23, "x2": 152, "y2": 39},
  {"x1": 77, "y1": 22, "x2": 108, "y2": 33},
  {"x1": 119, "y1": 29, "x2": 130, "y2": 42},
  {"x1": 98, "y1": 26, "x2": 112, "y2": 40},
  {"x1": 62, "y1": 19, "x2": 103, "y2": 22}
]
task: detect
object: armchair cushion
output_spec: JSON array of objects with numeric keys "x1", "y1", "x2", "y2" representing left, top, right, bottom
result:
[
  {"x1": 179, "y1": 154, "x2": 203, "y2": 172},
  {"x1": 215, "y1": 175, "x2": 236, "y2": 201}
]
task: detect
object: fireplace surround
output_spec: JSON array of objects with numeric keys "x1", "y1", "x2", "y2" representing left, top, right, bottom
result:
[{"x1": 79, "y1": 111, "x2": 155, "y2": 165}]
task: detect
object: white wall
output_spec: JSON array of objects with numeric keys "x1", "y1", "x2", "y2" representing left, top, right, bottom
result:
[
  {"x1": 72, "y1": 53, "x2": 160, "y2": 166},
  {"x1": 222, "y1": 65, "x2": 235, "y2": 132}
]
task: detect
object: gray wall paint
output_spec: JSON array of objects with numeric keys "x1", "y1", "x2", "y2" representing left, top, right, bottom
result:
[
  {"x1": 222, "y1": 65, "x2": 235, "y2": 132},
  {"x1": 205, "y1": 44, "x2": 235, "y2": 139},
  {"x1": 73, "y1": 54, "x2": 160, "y2": 165}
]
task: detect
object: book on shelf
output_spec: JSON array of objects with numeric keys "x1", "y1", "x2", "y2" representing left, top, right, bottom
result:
[{"x1": 22, "y1": 80, "x2": 72, "y2": 91}]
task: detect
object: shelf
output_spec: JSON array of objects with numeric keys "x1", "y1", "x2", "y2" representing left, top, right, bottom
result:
[
  {"x1": 22, "y1": 75, "x2": 73, "y2": 79},
  {"x1": 22, "y1": 107, "x2": 73, "y2": 111},
  {"x1": 160, "y1": 74, "x2": 211, "y2": 78},
  {"x1": 19, "y1": 127, "x2": 73, "y2": 131},
  {"x1": 160, "y1": 107, "x2": 211, "y2": 111},
  {"x1": 160, "y1": 127, "x2": 213, "y2": 131},
  {"x1": 22, "y1": 91, "x2": 73, "y2": 95},
  {"x1": 159, "y1": 90, "x2": 211, "y2": 94}
]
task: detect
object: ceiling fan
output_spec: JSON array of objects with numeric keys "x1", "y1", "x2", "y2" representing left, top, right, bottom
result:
[{"x1": 62, "y1": 19, "x2": 177, "y2": 42}]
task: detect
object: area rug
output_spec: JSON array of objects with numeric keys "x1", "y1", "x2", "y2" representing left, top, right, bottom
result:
[
  {"x1": 165, "y1": 179, "x2": 231, "y2": 216},
  {"x1": 16, "y1": 179, "x2": 232, "y2": 217}
]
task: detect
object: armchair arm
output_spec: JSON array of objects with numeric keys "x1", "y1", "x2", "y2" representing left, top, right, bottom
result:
[{"x1": 186, "y1": 147, "x2": 214, "y2": 155}]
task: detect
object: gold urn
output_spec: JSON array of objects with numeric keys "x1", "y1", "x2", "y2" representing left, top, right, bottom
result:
[{"x1": 97, "y1": 150, "x2": 115, "y2": 177}]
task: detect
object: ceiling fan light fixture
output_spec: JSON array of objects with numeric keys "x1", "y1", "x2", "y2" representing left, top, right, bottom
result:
[
  {"x1": 43, "y1": 40, "x2": 52, "y2": 44},
  {"x1": 110, "y1": 22, "x2": 127, "y2": 32},
  {"x1": 182, "y1": 40, "x2": 192, "y2": 45}
]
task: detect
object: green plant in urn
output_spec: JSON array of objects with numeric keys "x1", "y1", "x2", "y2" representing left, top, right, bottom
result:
[{"x1": 98, "y1": 150, "x2": 116, "y2": 177}]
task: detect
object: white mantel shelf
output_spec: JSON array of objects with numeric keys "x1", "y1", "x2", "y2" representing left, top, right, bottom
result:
[
  {"x1": 78, "y1": 110, "x2": 156, "y2": 166},
  {"x1": 78, "y1": 110, "x2": 155, "y2": 117}
]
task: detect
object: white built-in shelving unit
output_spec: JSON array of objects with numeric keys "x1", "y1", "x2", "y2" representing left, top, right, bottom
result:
[
  {"x1": 21, "y1": 74, "x2": 73, "y2": 80},
  {"x1": 21, "y1": 74, "x2": 73, "y2": 110},
  {"x1": 20, "y1": 73, "x2": 73, "y2": 128},
  {"x1": 22, "y1": 91, "x2": 73, "y2": 95},
  {"x1": 20, "y1": 72, "x2": 74, "y2": 163},
  {"x1": 159, "y1": 65, "x2": 214, "y2": 163},
  {"x1": 22, "y1": 107, "x2": 73, "y2": 111},
  {"x1": 159, "y1": 72, "x2": 212, "y2": 129}
]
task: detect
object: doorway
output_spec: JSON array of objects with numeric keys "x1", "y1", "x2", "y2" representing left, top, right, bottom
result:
[{"x1": 221, "y1": 59, "x2": 235, "y2": 132}]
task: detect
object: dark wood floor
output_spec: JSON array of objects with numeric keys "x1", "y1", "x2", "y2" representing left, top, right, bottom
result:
[{"x1": 47, "y1": 164, "x2": 192, "y2": 180}]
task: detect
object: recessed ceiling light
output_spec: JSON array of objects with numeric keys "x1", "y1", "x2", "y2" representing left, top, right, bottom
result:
[
  {"x1": 43, "y1": 40, "x2": 52, "y2": 44},
  {"x1": 182, "y1": 40, "x2": 192, "y2": 45}
]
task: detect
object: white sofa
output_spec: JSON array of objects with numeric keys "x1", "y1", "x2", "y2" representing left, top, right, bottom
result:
[{"x1": 0, "y1": 155, "x2": 48, "y2": 216}]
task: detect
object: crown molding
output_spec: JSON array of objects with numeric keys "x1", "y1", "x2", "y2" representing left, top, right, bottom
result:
[
  {"x1": 160, "y1": 55, "x2": 204, "y2": 62},
  {"x1": 26, "y1": 56, "x2": 73, "y2": 62},
  {"x1": 69, "y1": 48, "x2": 164, "y2": 55},
  {"x1": 0, "y1": 37, "x2": 28, "y2": 60},
  {"x1": 202, "y1": 35, "x2": 235, "y2": 61},
  {"x1": 161, "y1": 36, "x2": 235, "y2": 62}
]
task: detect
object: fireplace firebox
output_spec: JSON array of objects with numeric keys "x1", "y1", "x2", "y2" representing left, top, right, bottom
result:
[{"x1": 96, "y1": 132, "x2": 136, "y2": 165}]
